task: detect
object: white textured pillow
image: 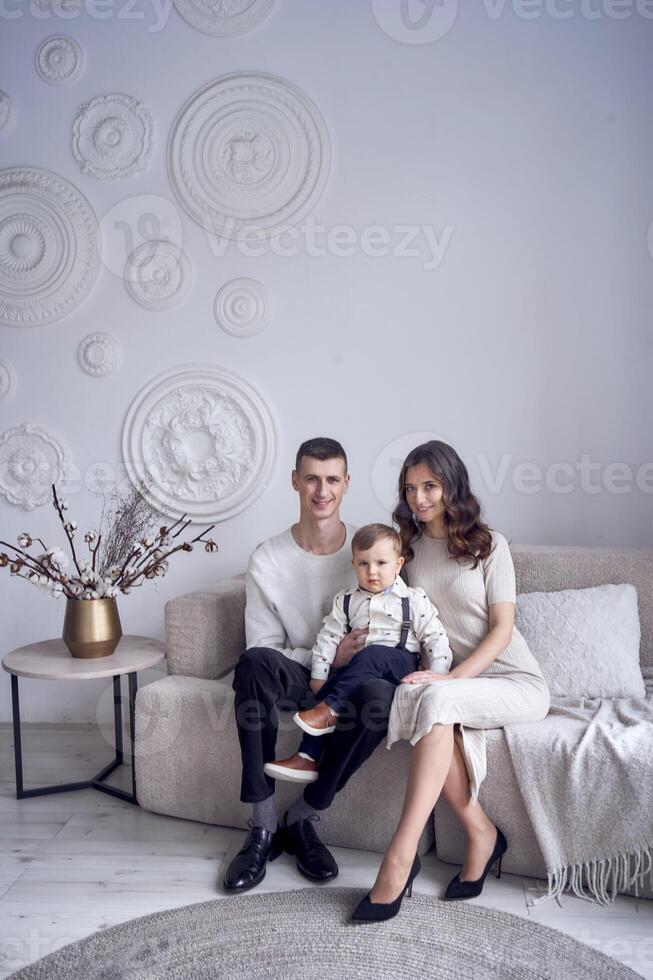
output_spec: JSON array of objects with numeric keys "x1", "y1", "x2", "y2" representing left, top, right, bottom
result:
[{"x1": 515, "y1": 583, "x2": 645, "y2": 699}]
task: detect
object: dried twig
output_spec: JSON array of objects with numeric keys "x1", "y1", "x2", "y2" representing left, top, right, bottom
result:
[{"x1": 0, "y1": 480, "x2": 218, "y2": 600}]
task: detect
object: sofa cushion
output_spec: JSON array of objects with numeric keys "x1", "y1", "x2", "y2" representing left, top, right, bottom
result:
[{"x1": 515, "y1": 583, "x2": 645, "y2": 699}]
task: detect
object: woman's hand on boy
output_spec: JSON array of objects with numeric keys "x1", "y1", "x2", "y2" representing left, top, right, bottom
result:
[{"x1": 332, "y1": 628, "x2": 368, "y2": 668}]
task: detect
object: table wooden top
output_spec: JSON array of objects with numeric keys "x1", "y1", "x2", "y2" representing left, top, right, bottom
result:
[{"x1": 2, "y1": 636, "x2": 166, "y2": 680}]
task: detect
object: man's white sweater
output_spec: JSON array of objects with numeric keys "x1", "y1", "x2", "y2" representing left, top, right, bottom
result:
[{"x1": 245, "y1": 523, "x2": 358, "y2": 669}]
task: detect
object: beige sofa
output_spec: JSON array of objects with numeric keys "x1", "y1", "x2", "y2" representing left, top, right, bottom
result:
[{"x1": 135, "y1": 544, "x2": 653, "y2": 899}]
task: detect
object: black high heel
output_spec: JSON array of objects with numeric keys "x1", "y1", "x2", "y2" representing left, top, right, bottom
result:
[
  {"x1": 443, "y1": 826, "x2": 508, "y2": 901},
  {"x1": 352, "y1": 854, "x2": 421, "y2": 923}
]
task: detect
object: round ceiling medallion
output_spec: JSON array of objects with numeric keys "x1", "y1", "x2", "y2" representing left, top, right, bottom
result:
[
  {"x1": 122, "y1": 364, "x2": 278, "y2": 523},
  {"x1": 214, "y1": 277, "x2": 269, "y2": 337},
  {"x1": 124, "y1": 239, "x2": 193, "y2": 310},
  {"x1": 0, "y1": 422, "x2": 70, "y2": 510},
  {"x1": 77, "y1": 333, "x2": 122, "y2": 376},
  {"x1": 167, "y1": 72, "x2": 330, "y2": 240},
  {"x1": 172, "y1": 0, "x2": 276, "y2": 36},
  {"x1": 0, "y1": 167, "x2": 100, "y2": 327},
  {"x1": 36, "y1": 36, "x2": 85, "y2": 85},
  {"x1": 0, "y1": 360, "x2": 16, "y2": 402},
  {"x1": 72, "y1": 94, "x2": 153, "y2": 180},
  {"x1": 0, "y1": 91, "x2": 13, "y2": 131}
]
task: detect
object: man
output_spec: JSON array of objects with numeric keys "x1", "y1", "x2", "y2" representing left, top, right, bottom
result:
[{"x1": 223, "y1": 437, "x2": 397, "y2": 892}]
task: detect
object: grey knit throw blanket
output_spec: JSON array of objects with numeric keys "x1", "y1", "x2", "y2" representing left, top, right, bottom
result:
[{"x1": 503, "y1": 690, "x2": 653, "y2": 906}]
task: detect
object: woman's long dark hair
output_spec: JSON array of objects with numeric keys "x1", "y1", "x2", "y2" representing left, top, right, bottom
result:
[{"x1": 392, "y1": 441, "x2": 492, "y2": 568}]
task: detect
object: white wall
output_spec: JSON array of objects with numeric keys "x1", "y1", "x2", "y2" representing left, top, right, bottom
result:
[{"x1": 1, "y1": 0, "x2": 652, "y2": 722}]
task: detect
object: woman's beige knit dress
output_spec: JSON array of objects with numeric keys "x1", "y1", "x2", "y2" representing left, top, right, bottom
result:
[{"x1": 386, "y1": 530, "x2": 550, "y2": 802}]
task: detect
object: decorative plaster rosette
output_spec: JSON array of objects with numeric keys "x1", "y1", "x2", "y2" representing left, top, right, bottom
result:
[
  {"x1": 36, "y1": 36, "x2": 85, "y2": 85},
  {"x1": 172, "y1": 0, "x2": 275, "y2": 36},
  {"x1": 77, "y1": 332, "x2": 121, "y2": 376},
  {"x1": 0, "y1": 167, "x2": 100, "y2": 327},
  {"x1": 0, "y1": 360, "x2": 16, "y2": 402},
  {"x1": 167, "y1": 72, "x2": 330, "y2": 240},
  {"x1": 124, "y1": 239, "x2": 193, "y2": 310},
  {"x1": 72, "y1": 94, "x2": 153, "y2": 180},
  {"x1": 214, "y1": 277, "x2": 269, "y2": 337},
  {"x1": 0, "y1": 422, "x2": 70, "y2": 510},
  {"x1": 122, "y1": 364, "x2": 278, "y2": 523},
  {"x1": 0, "y1": 91, "x2": 13, "y2": 131}
]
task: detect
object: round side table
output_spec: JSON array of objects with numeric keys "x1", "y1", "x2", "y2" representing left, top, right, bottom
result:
[{"x1": 2, "y1": 635, "x2": 166, "y2": 805}]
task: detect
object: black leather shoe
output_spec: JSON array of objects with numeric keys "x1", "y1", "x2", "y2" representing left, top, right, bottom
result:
[
  {"x1": 443, "y1": 826, "x2": 508, "y2": 900},
  {"x1": 352, "y1": 854, "x2": 421, "y2": 923},
  {"x1": 280, "y1": 813, "x2": 338, "y2": 882},
  {"x1": 222, "y1": 820, "x2": 283, "y2": 893}
]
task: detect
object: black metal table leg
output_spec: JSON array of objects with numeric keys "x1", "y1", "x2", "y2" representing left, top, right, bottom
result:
[
  {"x1": 128, "y1": 671, "x2": 138, "y2": 801},
  {"x1": 9, "y1": 670, "x2": 140, "y2": 805},
  {"x1": 93, "y1": 671, "x2": 138, "y2": 805},
  {"x1": 11, "y1": 674, "x2": 24, "y2": 798},
  {"x1": 113, "y1": 674, "x2": 124, "y2": 765}
]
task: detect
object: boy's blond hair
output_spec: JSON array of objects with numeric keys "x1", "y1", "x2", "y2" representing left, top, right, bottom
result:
[{"x1": 351, "y1": 523, "x2": 402, "y2": 557}]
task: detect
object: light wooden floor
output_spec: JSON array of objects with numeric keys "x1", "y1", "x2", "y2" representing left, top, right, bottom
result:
[{"x1": 1, "y1": 723, "x2": 652, "y2": 978}]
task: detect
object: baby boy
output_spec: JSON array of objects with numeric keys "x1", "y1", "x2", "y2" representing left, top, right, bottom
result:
[{"x1": 264, "y1": 522, "x2": 452, "y2": 783}]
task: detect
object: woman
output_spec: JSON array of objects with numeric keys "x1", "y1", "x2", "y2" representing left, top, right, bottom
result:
[{"x1": 353, "y1": 440, "x2": 550, "y2": 922}]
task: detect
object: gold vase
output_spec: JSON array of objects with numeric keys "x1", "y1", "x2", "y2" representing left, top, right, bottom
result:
[{"x1": 62, "y1": 597, "x2": 123, "y2": 659}]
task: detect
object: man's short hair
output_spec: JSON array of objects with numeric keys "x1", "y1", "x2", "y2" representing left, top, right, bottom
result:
[
  {"x1": 295, "y1": 437, "x2": 348, "y2": 474},
  {"x1": 351, "y1": 523, "x2": 401, "y2": 556}
]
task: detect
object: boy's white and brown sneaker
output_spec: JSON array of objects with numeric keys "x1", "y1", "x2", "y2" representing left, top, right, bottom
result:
[
  {"x1": 293, "y1": 702, "x2": 338, "y2": 736},
  {"x1": 263, "y1": 753, "x2": 319, "y2": 783}
]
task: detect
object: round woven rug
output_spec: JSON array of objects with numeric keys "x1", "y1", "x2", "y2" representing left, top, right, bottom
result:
[{"x1": 10, "y1": 887, "x2": 639, "y2": 980}]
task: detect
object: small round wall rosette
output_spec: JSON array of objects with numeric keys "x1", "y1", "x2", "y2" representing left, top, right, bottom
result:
[{"x1": 36, "y1": 36, "x2": 85, "y2": 85}]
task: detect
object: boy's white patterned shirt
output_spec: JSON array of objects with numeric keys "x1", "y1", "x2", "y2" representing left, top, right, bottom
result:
[{"x1": 310, "y1": 575, "x2": 453, "y2": 680}]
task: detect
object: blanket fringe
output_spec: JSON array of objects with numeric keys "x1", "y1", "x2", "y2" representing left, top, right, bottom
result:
[{"x1": 527, "y1": 843, "x2": 653, "y2": 907}]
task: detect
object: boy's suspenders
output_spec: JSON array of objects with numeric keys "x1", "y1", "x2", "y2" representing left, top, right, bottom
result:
[
  {"x1": 343, "y1": 592, "x2": 352, "y2": 633},
  {"x1": 396, "y1": 595, "x2": 411, "y2": 650},
  {"x1": 343, "y1": 592, "x2": 412, "y2": 650}
]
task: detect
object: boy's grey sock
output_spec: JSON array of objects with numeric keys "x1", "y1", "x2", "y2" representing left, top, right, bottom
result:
[
  {"x1": 285, "y1": 795, "x2": 318, "y2": 826},
  {"x1": 252, "y1": 795, "x2": 278, "y2": 833}
]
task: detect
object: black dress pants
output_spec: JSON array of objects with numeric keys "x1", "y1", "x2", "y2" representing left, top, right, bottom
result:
[{"x1": 232, "y1": 646, "x2": 395, "y2": 809}]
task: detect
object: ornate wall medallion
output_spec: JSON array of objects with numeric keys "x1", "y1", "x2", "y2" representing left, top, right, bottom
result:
[
  {"x1": 36, "y1": 36, "x2": 85, "y2": 85},
  {"x1": 0, "y1": 422, "x2": 70, "y2": 510},
  {"x1": 124, "y1": 239, "x2": 192, "y2": 310},
  {"x1": 0, "y1": 167, "x2": 100, "y2": 326},
  {"x1": 0, "y1": 91, "x2": 14, "y2": 131},
  {"x1": 167, "y1": 72, "x2": 330, "y2": 239},
  {"x1": 172, "y1": 0, "x2": 275, "y2": 36},
  {"x1": 77, "y1": 332, "x2": 122, "y2": 376},
  {"x1": 122, "y1": 364, "x2": 278, "y2": 522},
  {"x1": 72, "y1": 94, "x2": 153, "y2": 180},
  {"x1": 0, "y1": 360, "x2": 16, "y2": 402}
]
